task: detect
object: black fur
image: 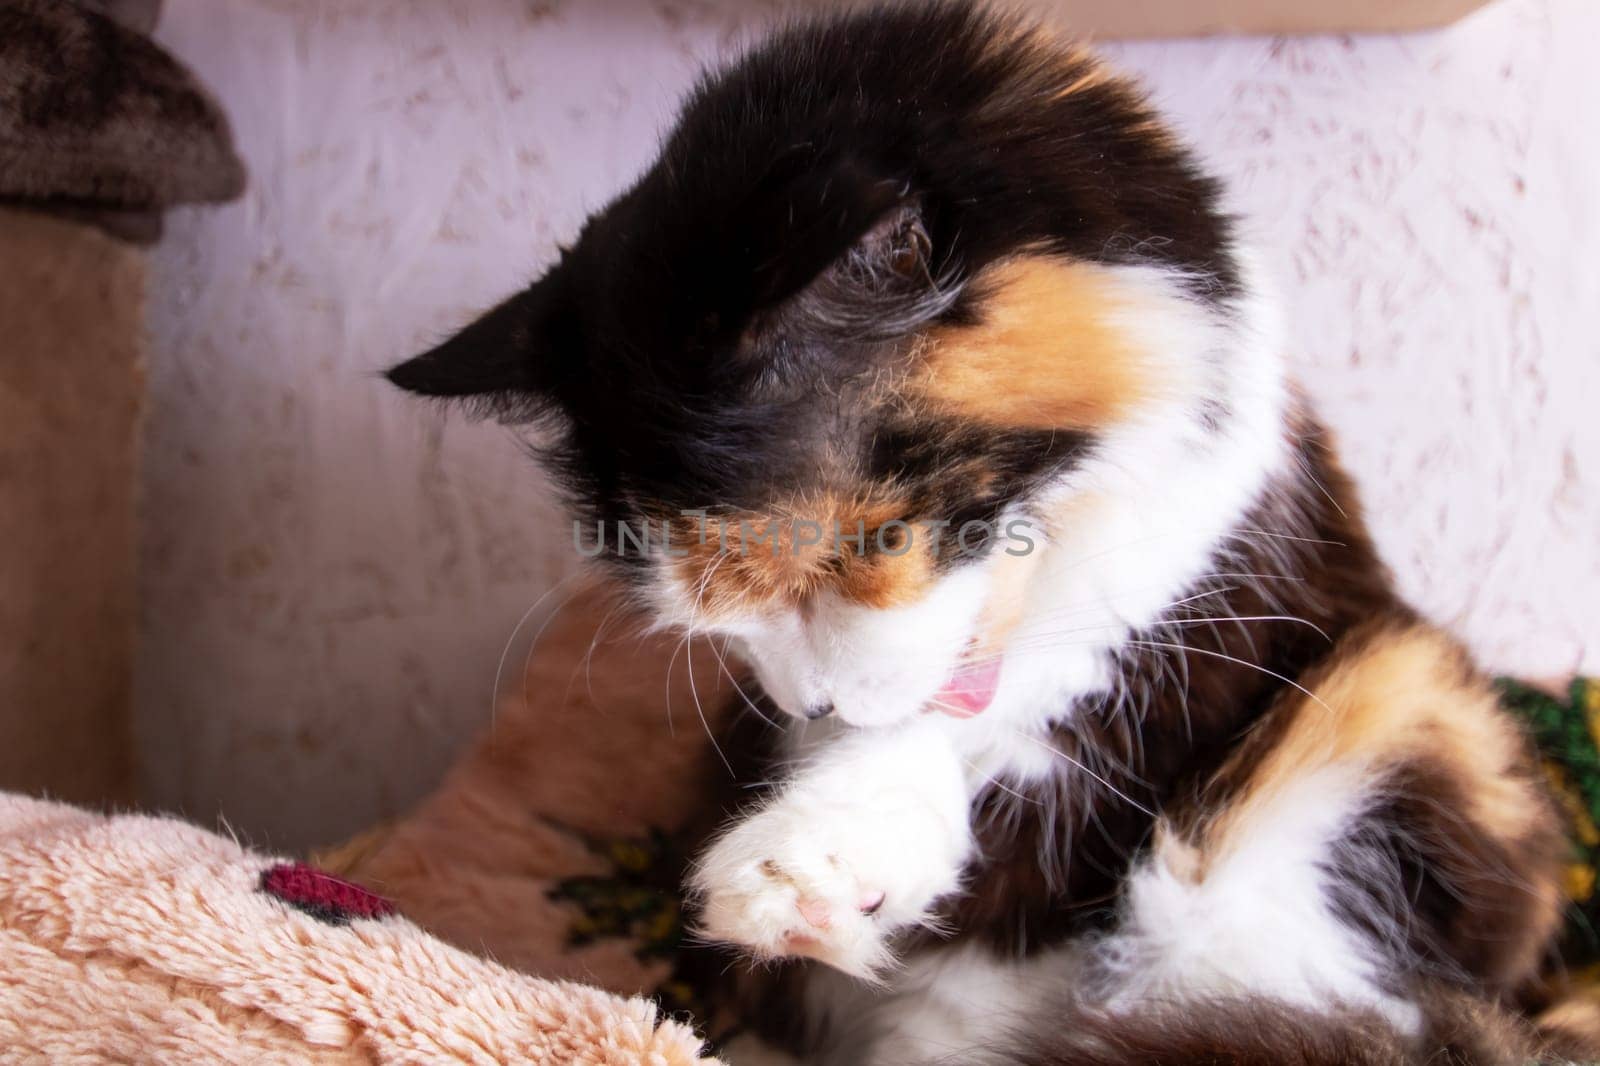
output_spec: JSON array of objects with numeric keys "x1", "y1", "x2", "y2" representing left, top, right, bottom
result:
[
  {"x1": 384, "y1": 7, "x2": 1574, "y2": 1063},
  {"x1": 387, "y1": 2, "x2": 1236, "y2": 579}
]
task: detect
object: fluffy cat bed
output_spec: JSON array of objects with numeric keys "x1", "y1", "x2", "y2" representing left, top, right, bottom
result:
[
  {"x1": 322, "y1": 581, "x2": 1600, "y2": 1045},
  {"x1": 0, "y1": 787, "x2": 719, "y2": 1063},
  {"x1": 5, "y1": 579, "x2": 1595, "y2": 1059}
]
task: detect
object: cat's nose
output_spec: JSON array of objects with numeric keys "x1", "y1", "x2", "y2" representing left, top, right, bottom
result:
[{"x1": 802, "y1": 700, "x2": 835, "y2": 720}]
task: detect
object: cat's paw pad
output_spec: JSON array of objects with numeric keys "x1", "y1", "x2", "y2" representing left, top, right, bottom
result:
[{"x1": 690, "y1": 810, "x2": 907, "y2": 979}]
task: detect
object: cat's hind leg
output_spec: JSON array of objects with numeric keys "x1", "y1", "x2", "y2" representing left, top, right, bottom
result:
[{"x1": 1099, "y1": 620, "x2": 1565, "y2": 1031}]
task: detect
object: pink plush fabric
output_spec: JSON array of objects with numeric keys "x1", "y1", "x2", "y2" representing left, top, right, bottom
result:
[{"x1": 0, "y1": 793, "x2": 721, "y2": 1065}]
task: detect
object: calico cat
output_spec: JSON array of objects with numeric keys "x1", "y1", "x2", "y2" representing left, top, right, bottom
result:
[{"x1": 387, "y1": 5, "x2": 1591, "y2": 1063}]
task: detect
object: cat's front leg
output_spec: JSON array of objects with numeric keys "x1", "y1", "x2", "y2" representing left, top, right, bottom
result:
[{"x1": 689, "y1": 720, "x2": 972, "y2": 980}]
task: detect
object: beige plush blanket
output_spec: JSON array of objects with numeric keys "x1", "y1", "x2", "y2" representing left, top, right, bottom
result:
[
  {"x1": 0, "y1": 787, "x2": 719, "y2": 1064},
  {"x1": 0, "y1": 578, "x2": 730, "y2": 1062}
]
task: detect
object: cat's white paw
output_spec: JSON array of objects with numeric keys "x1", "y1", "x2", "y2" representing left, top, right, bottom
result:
[
  {"x1": 690, "y1": 782, "x2": 968, "y2": 980},
  {"x1": 691, "y1": 806, "x2": 892, "y2": 978}
]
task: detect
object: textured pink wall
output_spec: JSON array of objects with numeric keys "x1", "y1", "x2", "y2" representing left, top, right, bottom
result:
[{"x1": 142, "y1": 0, "x2": 1599, "y2": 850}]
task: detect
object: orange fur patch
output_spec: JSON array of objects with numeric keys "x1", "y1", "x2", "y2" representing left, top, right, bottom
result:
[
  {"x1": 1216, "y1": 625, "x2": 1546, "y2": 847},
  {"x1": 668, "y1": 492, "x2": 938, "y2": 618},
  {"x1": 914, "y1": 256, "x2": 1151, "y2": 431}
]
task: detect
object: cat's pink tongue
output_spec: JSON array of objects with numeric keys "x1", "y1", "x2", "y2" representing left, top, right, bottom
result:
[{"x1": 931, "y1": 658, "x2": 1002, "y2": 718}]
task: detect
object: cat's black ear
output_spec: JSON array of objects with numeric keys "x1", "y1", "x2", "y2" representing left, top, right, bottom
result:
[
  {"x1": 386, "y1": 270, "x2": 565, "y2": 401},
  {"x1": 778, "y1": 199, "x2": 956, "y2": 342},
  {"x1": 840, "y1": 200, "x2": 936, "y2": 288},
  {"x1": 742, "y1": 154, "x2": 913, "y2": 311}
]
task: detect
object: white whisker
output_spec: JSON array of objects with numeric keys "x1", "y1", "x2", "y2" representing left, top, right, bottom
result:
[
  {"x1": 490, "y1": 570, "x2": 585, "y2": 728},
  {"x1": 712, "y1": 635, "x2": 779, "y2": 728},
  {"x1": 1230, "y1": 526, "x2": 1344, "y2": 547},
  {"x1": 1123, "y1": 638, "x2": 1333, "y2": 714},
  {"x1": 685, "y1": 631, "x2": 734, "y2": 777},
  {"x1": 961, "y1": 759, "x2": 1040, "y2": 806},
  {"x1": 1011, "y1": 729, "x2": 1157, "y2": 819}
]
